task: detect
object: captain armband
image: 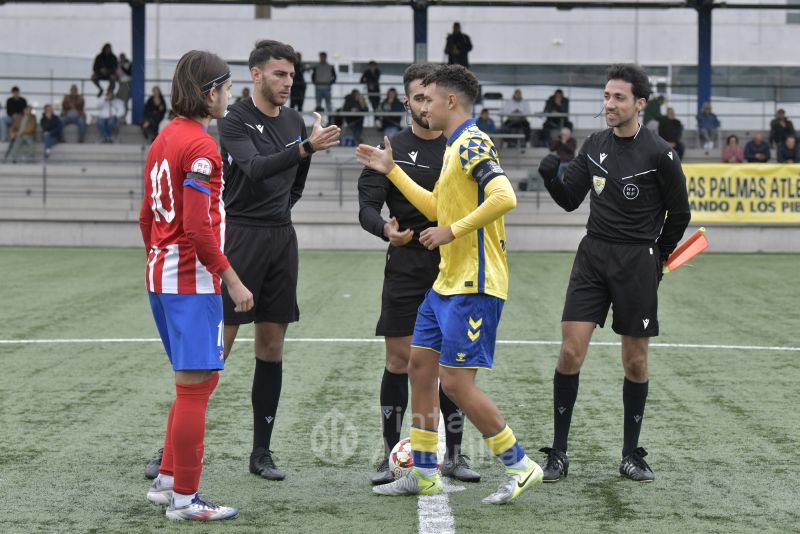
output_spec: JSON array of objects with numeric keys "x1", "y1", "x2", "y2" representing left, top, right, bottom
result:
[{"x1": 472, "y1": 159, "x2": 506, "y2": 189}]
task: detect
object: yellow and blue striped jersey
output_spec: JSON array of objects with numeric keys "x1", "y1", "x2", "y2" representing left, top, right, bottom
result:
[{"x1": 433, "y1": 118, "x2": 510, "y2": 300}]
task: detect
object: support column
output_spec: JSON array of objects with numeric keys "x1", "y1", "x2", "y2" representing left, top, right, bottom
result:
[
  {"x1": 412, "y1": 1, "x2": 428, "y2": 63},
  {"x1": 697, "y1": 4, "x2": 712, "y2": 110},
  {"x1": 131, "y1": 1, "x2": 146, "y2": 124}
]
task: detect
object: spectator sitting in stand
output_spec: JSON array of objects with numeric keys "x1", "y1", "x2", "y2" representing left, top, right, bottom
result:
[
  {"x1": 475, "y1": 108, "x2": 496, "y2": 134},
  {"x1": 549, "y1": 127, "x2": 577, "y2": 178},
  {"x1": 91, "y1": 43, "x2": 119, "y2": 97},
  {"x1": 696, "y1": 102, "x2": 720, "y2": 153},
  {"x1": 658, "y1": 107, "x2": 685, "y2": 159},
  {"x1": 3, "y1": 106, "x2": 36, "y2": 163},
  {"x1": 777, "y1": 135, "x2": 800, "y2": 163},
  {"x1": 500, "y1": 88, "x2": 531, "y2": 148},
  {"x1": 61, "y1": 84, "x2": 86, "y2": 143},
  {"x1": 378, "y1": 87, "x2": 404, "y2": 138},
  {"x1": 236, "y1": 87, "x2": 250, "y2": 103},
  {"x1": 360, "y1": 60, "x2": 381, "y2": 112},
  {"x1": 643, "y1": 94, "x2": 664, "y2": 132},
  {"x1": 721, "y1": 134, "x2": 744, "y2": 163},
  {"x1": 541, "y1": 88, "x2": 573, "y2": 145},
  {"x1": 769, "y1": 109, "x2": 795, "y2": 148},
  {"x1": 744, "y1": 132, "x2": 770, "y2": 162},
  {"x1": 340, "y1": 88, "x2": 368, "y2": 146},
  {"x1": 141, "y1": 86, "x2": 167, "y2": 142},
  {"x1": 96, "y1": 89, "x2": 125, "y2": 143},
  {"x1": 40, "y1": 104, "x2": 63, "y2": 157},
  {"x1": 2, "y1": 86, "x2": 28, "y2": 142}
]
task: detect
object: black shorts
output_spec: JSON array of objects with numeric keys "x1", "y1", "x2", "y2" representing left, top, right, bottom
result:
[
  {"x1": 562, "y1": 235, "x2": 662, "y2": 337},
  {"x1": 223, "y1": 222, "x2": 299, "y2": 325},
  {"x1": 375, "y1": 245, "x2": 439, "y2": 337}
]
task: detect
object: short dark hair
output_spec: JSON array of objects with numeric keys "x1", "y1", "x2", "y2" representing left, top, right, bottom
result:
[
  {"x1": 171, "y1": 50, "x2": 229, "y2": 119},
  {"x1": 403, "y1": 63, "x2": 437, "y2": 95},
  {"x1": 248, "y1": 40, "x2": 297, "y2": 69},
  {"x1": 421, "y1": 64, "x2": 480, "y2": 105},
  {"x1": 606, "y1": 64, "x2": 651, "y2": 102},
  {"x1": 11, "y1": 86, "x2": 19, "y2": 93}
]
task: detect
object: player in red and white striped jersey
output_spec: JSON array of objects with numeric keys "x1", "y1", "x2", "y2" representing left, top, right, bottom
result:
[{"x1": 139, "y1": 50, "x2": 253, "y2": 522}]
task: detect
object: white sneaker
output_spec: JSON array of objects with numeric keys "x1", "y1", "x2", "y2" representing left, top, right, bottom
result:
[
  {"x1": 165, "y1": 494, "x2": 239, "y2": 521},
  {"x1": 482, "y1": 460, "x2": 543, "y2": 505},
  {"x1": 145, "y1": 477, "x2": 173, "y2": 506}
]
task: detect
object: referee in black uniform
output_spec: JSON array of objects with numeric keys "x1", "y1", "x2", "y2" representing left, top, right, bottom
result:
[
  {"x1": 358, "y1": 64, "x2": 479, "y2": 485},
  {"x1": 219, "y1": 40, "x2": 340, "y2": 480},
  {"x1": 537, "y1": 64, "x2": 691, "y2": 483}
]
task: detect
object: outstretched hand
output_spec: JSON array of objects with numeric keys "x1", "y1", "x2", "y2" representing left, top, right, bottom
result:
[
  {"x1": 308, "y1": 112, "x2": 341, "y2": 151},
  {"x1": 355, "y1": 136, "x2": 395, "y2": 175}
]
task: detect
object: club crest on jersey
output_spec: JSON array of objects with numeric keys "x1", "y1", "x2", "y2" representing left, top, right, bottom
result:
[
  {"x1": 593, "y1": 175, "x2": 606, "y2": 195},
  {"x1": 191, "y1": 158, "x2": 212, "y2": 176},
  {"x1": 623, "y1": 183, "x2": 640, "y2": 200}
]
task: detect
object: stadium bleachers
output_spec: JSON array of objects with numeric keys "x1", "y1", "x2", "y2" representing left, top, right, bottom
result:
[{"x1": 0, "y1": 122, "x2": 796, "y2": 252}]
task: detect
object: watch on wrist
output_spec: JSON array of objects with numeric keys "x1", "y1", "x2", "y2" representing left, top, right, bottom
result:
[{"x1": 302, "y1": 138, "x2": 315, "y2": 154}]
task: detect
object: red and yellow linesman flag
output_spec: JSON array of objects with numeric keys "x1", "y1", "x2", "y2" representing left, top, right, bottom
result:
[{"x1": 663, "y1": 228, "x2": 709, "y2": 274}]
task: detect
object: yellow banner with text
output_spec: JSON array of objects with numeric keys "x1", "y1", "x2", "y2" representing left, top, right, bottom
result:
[{"x1": 683, "y1": 164, "x2": 800, "y2": 223}]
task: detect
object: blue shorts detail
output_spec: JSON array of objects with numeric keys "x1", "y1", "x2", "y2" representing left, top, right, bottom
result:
[
  {"x1": 148, "y1": 292, "x2": 225, "y2": 371},
  {"x1": 411, "y1": 290, "x2": 504, "y2": 369}
]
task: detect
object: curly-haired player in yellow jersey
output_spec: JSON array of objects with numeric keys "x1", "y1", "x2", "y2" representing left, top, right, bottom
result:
[{"x1": 356, "y1": 64, "x2": 542, "y2": 505}]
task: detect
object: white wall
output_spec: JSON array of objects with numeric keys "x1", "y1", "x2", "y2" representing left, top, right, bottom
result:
[{"x1": 0, "y1": 3, "x2": 798, "y2": 70}]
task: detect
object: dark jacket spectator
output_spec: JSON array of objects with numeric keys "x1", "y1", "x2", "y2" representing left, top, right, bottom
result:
[
  {"x1": 550, "y1": 128, "x2": 577, "y2": 163},
  {"x1": 141, "y1": 86, "x2": 167, "y2": 142},
  {"x1": 290, "y1": 52, "x2": 308, "y2": 111},
  {"x1": 777, "y1": 136, "x2": 800, "y2": 163},
  {"x1": 444, "y1": 22, "x2": 472, "y2": 68},
  {"x1": 643, "y1": 95, "x2": 664, "y2": 131},
  {"x1": 40, "y1": 104, "x2": 63, "y2": 154},
  {"x1": 658, "y1": 107, "x2": 685, "y2": 159},
  {"x1": 721, "y1": 135, "x2": 744, "y2": 163},
  {"x1": 6, "y1": 87, "x2": 27, "y2": 118},
  {"x1": 744, "y1": 132, "x2": 770, "y2": 162},
  {"x1": 378, "y1": 88, "x2": 404, "y2": 136},
  {"x1": 360, "y1": 61, "x2": 381, "y2": 111},
  {"x1": 769, "y1": 109, "x2": 795, "y2": 147},
  {"x1": 550, "y1": 127, "x2": 577, "y2": 178},
  {"x1": 542, "y1": 89, "x2": 572, "y2": 144},
  {"x1": 91, "y1": 43, "x2": 119, "y2": 97},
  {"x1": 340, "y1": 89, "x2": 368, "y2": 145}
]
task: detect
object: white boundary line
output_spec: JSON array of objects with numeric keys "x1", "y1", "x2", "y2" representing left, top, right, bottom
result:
[{"x1": 0, "y1": 337, "x2": 798, "y2": 352}]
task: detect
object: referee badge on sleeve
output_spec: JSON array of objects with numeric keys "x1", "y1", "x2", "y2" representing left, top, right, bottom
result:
[{"x1": 593, "y1": 175, "x2": 606, "y2": 195}]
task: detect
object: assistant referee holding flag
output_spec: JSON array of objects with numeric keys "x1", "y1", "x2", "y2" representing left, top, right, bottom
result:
[{"x1": 537, "y1": 64, "x2": 691, "y2": 483}]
